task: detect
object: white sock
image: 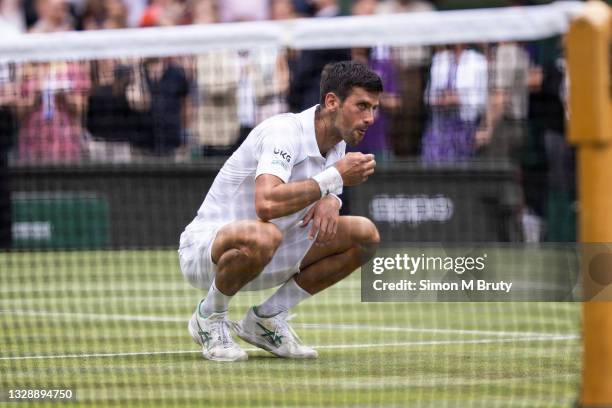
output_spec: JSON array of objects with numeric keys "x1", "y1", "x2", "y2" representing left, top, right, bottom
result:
[
  {"x1": 256, "y1": 278, "x2": 311, "y2": 318},
  {"x1": 199, "y1": 280, "x2": 232, "y2": 317}
]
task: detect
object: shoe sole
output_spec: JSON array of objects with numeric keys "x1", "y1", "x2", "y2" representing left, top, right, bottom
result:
[
  {"x1": 236, "y1": 327, "x2": 317, "y2": 359},
  {"x1": 188, "y1": 317, "x2": 248, "y2": 362}
]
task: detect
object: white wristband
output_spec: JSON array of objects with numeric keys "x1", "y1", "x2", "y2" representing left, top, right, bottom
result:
[
  {"x1": 329, "y1": 193, "x2": 343, "y2": 209},
  {"x1": 312, "y1": 166, "x2": 343, "y2": 197}
]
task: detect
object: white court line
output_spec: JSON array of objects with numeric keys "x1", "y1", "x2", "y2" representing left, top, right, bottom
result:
[
  {"x1": 0, "y1": 309, "x2": 185, "y2": 322},
  {"x1": 0, "y1": 309, "x2": 576, "y2": 339},
  {"x1": 0, "y1": 334, "x2": 578, "y2": 362},
  {"x1": 293, "y1": 372, "x2": 577, "y2": 389},
  {"x1": 297, "y1": 323, "x2": 570, "y2": 338}
]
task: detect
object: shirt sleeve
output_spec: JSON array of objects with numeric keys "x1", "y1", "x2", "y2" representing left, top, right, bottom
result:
[{"x1": 255, "y1": 120, "x2": 300, "y2": 183}]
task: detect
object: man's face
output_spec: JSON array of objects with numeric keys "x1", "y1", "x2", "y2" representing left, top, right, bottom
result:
[{"x1": 331, "y1": 87, "x2": 380, "y2": 147}]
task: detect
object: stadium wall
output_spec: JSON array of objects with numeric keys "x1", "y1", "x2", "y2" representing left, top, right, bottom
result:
[{"x1": 9, "y1": 161, "x2": 521, "y2": 249}]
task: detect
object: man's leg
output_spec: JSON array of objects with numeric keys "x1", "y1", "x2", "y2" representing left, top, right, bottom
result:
[
  {"x1": 210, "y1": 220, "x2": 283, "y2": 295},
  {"x1": 237, "y1": 216, "x2": 379, "y2": 359},
  {"x1": 296, "y1": 215, "x2": 380, "y2": 294},
  {"x1": 257, "y1": 215, "x2": 380, "y2": 317},
  {"x1": 199, "y1": 219, "x2": 282, "y2": 316},
  {"x1": 189, "y1": 220, "x2": 282, "y2": 362}
]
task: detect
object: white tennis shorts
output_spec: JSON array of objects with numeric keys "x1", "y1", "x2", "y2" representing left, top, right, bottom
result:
[{"x1": 178, "y1": 222, "x2": 316, "y2": 291}]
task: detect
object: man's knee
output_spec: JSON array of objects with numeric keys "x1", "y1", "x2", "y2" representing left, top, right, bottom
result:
[
  {"x1": 239, "y1": 222, "x2": 283, "y2": 266},
  {"x1": 351, "y1": 217, "x2": 380, "y2": 263},
  {"x1": 351, "y1": 216, "x2": 380, "y2": 245}
]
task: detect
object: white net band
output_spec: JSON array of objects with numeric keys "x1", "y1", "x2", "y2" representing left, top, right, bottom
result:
[{"x1": 0, "y1": 1, "x2": 584, "y2": 64}]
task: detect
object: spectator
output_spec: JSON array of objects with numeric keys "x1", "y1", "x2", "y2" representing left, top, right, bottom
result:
[
  {"x1": 188, "y1": 2, "x2": 273, "y2": 156},
  {"x1": 124, "y1": 0, "x2": 147, "y2": 27},
  {"x1": 290, "y1": 0, "x2": 314, "y2": 17},
  {"x1": 85, "y1": 59, "x2": 144, "y2": 162},
  {"x1": 234, "y1": 50, "x2": 267, "y2": 147},
  {"x1": 79, "y1": 0, "x2": 103, "y2": 29},
  {"x1": 476, "y1": 41, "x2": 529, "y2": 160},
  {"x1": 188, "y1": 1, "x2": 240, "y2": 155},
  {"x1": 287, "y1": 0, "x2": 351, "y2": 112},
  {"x1": 139, "y1": 0, "x2": 187, "y2": 27},
  {"x1": 350, "y1": 0, "x2": 401, "y2": 160},
  {"x1": 521, "y1": 37, "x2": 574, "y2": 242},
  {"x1": 349, "y1": 46, "x2": 400, "y2": 160},
  {"x1": 0, "y1": 0, "x2": 25, "y2": 34},
  {"x1": 189, "y1": 51, "x2": 240, "y2": 156},
  {"x1": 373, "y1": 0, "x2": 433, "y2": 157},
  {"x1": 352, "y1": 0, "x2": 377, "y2": 15},
  {"x1": 126, "y1": 57, "x2": 190, "y2": 158},
  {"x1": 421, "y1": 44, "x2": 488, "y2": 163},
  {"x1": 309, "y1": 0, "x2": 339, "y2": 17},
  {"x1": 217, "y1": 0, "x2": 268, "y2": 22},
  {"x1": 269, "y1": 0, "x2": 297, "y2": 20},
  {"x1": 28, "y1": 0, "x2": 74, "y2": 33},
  {"x1": 16, "y1": 61, "x2": 91, "y2": 164},
  {"x1": 188, "y1": 0, "x2": 216, "y2": 24},
  {"x1": 255, "y1": 0, "x2": 295, "y2": 124},
  {"x1": 542, "y1": 51, "x2": 574, "y2": 242},
  {"x1": 0, "y1": 62, "x2": 17, "y2": 248},
  {"x1": 255, "y1": 49, "x2": 290, "y2": 125},
  {"x1": 376, "y1": 0, "x2": 434, "y2": 14},
  {"x1": 81, "y1": 0, "x2": 128, "y2": 30}
]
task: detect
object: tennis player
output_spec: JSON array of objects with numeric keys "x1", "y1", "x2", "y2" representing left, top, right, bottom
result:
[{"x1": 179, "y1": 61, "x2": 382, "y2": 361}]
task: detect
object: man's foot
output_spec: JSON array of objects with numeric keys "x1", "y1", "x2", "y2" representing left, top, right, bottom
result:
[
  {"x1": 188, "y1": 310, "x2": 248, "y2": 362},
  {"x1": 236, "y1": 307, "x2": 318, "y2": 359}
]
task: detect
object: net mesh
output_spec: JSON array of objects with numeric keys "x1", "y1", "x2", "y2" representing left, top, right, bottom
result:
[{"x1": 0, "y1": 3, "x2": 583, "y2": 407}]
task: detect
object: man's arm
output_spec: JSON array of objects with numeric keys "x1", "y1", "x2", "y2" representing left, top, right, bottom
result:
[
  {"x1": 255, "y1": 174, "x2": 321, "y2": 222},
  {"x1": 255, "y1": 152, "x2": 376, "y2": 222}
]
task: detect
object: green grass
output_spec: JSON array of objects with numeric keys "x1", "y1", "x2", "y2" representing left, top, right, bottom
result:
[{"x1": 0, "y1": 250, "x2": 581, "y2": 407}]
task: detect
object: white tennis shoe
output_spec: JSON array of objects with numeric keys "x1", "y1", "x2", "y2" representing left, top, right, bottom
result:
[
  {"x1": 236, "y1": 307, "x2": 318, "y2": 359},
  {"x1": 188, "y1": 310, "x2": 248, "y2": 362}
]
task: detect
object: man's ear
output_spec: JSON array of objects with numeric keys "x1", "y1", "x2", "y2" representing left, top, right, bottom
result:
[{"x1": 324, "y1": 92, "x2": 340, "y2": 111}]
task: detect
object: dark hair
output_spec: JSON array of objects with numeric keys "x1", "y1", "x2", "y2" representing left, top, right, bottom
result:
[{"x1": 319, "y1": 60, "x2": 383, "y2": 105}]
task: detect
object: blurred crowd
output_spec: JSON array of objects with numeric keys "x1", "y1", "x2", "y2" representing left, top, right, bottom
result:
[{"x1": 0, "y1": 0, "x2": 575, "y2": 241}]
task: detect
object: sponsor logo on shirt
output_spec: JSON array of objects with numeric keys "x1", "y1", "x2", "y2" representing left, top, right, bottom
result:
[
  {"x1": 273, "y1": 148, "x2": 292, "y2": 163},
  {"x1": 271, "y1": 159, "x2": 290, "y2": 171}
]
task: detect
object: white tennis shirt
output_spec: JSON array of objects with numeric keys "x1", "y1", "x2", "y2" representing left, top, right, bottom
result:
[{"x1": 184, "y1": 105, "x2": 346, "y2": 238}]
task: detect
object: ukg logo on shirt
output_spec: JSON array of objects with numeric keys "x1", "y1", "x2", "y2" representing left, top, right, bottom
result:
[{"x1": 273, "y1": 148, "x2": 291, "y2": 163}]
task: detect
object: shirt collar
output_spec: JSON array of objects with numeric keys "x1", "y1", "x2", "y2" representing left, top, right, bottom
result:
[
  {"x1": 298, "y1": 105, "x2": 345, "y2": 160},
  {"x1": 298, "y1": 105, "x2": 322, "y2": 158}
]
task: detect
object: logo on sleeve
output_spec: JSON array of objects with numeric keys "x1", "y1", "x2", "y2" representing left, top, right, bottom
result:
[{"x1": 273, "y1": 148, "x2": 292, "y2": 163}]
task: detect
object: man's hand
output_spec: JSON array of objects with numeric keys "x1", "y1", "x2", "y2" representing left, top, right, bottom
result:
[
  {"x1": 300, "y1": 195, "x2": 341, "y2": 246},
  {"x1": 334, "y1": 152, "x2": 376, "y2": 186}
]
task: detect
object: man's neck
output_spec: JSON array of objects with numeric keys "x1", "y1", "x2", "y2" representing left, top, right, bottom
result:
[{"x1": 314, "y1": 106, "x2": 342, "y2": 157}]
